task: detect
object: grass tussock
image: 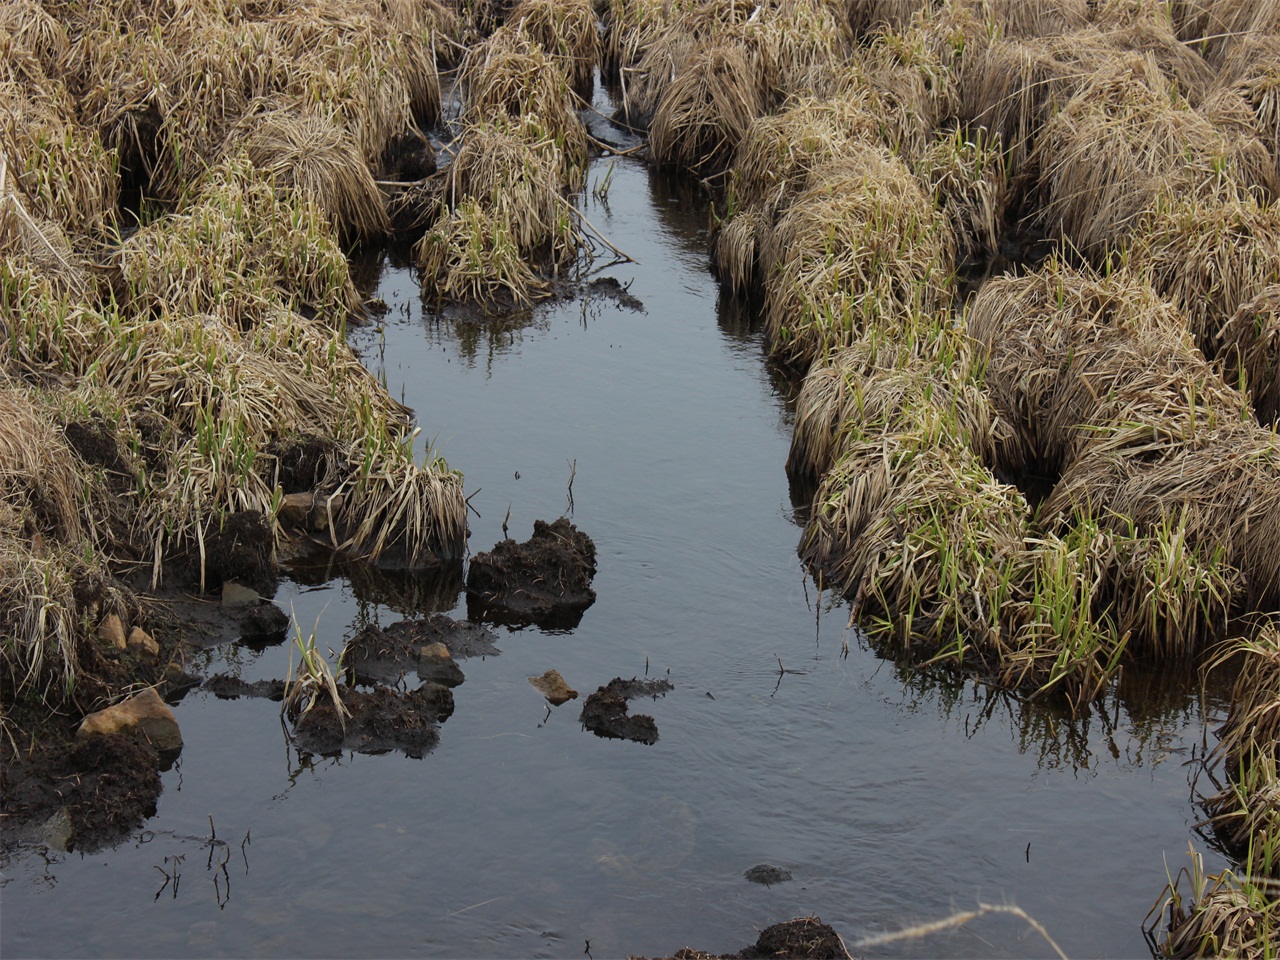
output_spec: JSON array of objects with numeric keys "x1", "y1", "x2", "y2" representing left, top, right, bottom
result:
[
  {"x1": 1218, "y1": 284, "x2": 1280, "y2": 425},
  {"x1": 968, "y1": 263, "x2": 1250, "y2": 480},
  {"x1": 786, "y1": 321, "x2": 993, "y2": 481},
  {"x1": 714, "y1": 93, "x2": 882, "y2": 290},
  {"x1": 505, "y1": 0, "x2": 600, "y2": 99},
  {"x1": 1033, "y1": 54, "x2": 1277, "y2": 261},
  {"x1": 650, "y1": 42, "x2": 764, "y2": 176},
  {"x1": 226, "y1": 103, "x2": 390, "y2": 243},
  {"x1": 1129, "y1": 195, "x2": 1280, "y2": 390},
  {"x1": 114, "y1": 157, "x2": 362, "y2": 327},
  {"x1": 0, "y1": 82, "x2": 119, "y2": 240},
  {"x1": 460, "y1": 26, "x2": 586, "y2": 150},
  {"x1": 762, "y1": 149, "x2": 955, "y2": 370},
  {"x1": 800, "y1": 417, "x2": 1029, "y2": 656},
  {"x1": 916, "y1": 126, "x2": 1010, "y2": 264}
]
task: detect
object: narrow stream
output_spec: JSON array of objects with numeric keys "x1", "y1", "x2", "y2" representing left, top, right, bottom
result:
[{"x1": 1, "y1": 158, "x2": 1227, "y2": 959}]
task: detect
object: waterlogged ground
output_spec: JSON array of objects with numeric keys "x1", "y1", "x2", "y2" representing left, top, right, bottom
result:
[{"x1": 1, "y1": 158, "x2": 1232, "y2": 959}]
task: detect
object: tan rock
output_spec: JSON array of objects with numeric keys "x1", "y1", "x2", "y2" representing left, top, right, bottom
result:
[
  {"x1": 278, "y1": 492, "x2": 314, "y2": 527},
  {"x1": 97, "y1": 613, "x2": 127, "y2": 650},
  {"x1": 529, "y1": 669, "x2": 577, "y2": 706},
  {"x1": 77, "y1": 687, "x2": 182, "y2": 753},
  {"x1": 417, "y1": 642, "x2": 465, "y2": 687},
  {"x1": 127, "y1": 626, "x2": 160, "y2": 658},
  {"x1": 221, "y1": 580, "x2": 260, "y2": 607}
]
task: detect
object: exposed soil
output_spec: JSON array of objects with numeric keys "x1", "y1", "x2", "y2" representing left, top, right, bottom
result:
[
  {"x1": 635, "y1": 916, "x2": 850, "y2": 959},
  {"x1": 62, "y1": 418, "x2": 130, "y2": 476},
  {"x1": 466, "y1": 517, "x2": 597, "y2": 630},
  {"x1": 291, "y1": 682, "x2": 455, "y2": 759},
  {"x1": 266, "y1": 434, "x2": 336, "y2": 494},
  {"x1": 1, "y1": 733, "x2": 162, "y2": 854},
  {"x1": 580, "y1": 677, "x2": 674, "y2": 745},
  {"x1": 587, "y1": 276, "x2": 646, "y2": 313},
  {"x1": 743, "y1": 864, "x2": 793, "y2": 886}
]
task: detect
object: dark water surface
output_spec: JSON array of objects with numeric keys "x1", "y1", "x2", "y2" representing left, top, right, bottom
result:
[{"x1": 1, "y1": 159, "x2": 1227, "y2": 959}]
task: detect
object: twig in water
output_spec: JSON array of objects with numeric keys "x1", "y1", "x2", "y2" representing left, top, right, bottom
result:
[
  {"x1": 853, "y1": 902, "x2": 1067, "y2": 960},
  {"x1": 554, "y1": 194, "x2": 638, "y2": 264}
]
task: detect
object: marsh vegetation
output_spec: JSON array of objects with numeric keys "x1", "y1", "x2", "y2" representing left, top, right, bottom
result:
[{"x1": 2, "y1": 0, "x2": 1278, "y2": 954}]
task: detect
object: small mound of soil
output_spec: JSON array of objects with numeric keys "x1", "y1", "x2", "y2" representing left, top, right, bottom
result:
[
  {"x1": 203, "y1": 675, "x2": 286, "y2": 700},
  {"x1": 267, "y1": 434, "x2": 335, "y2": 493},
  {"x1": 740, "y1": 917, "x2": 846, "y2": 959},
  {"x1": 63, "y1": 418, "x2": 129, "y2": 475},
  {"x1": 345, "y1": 614, "x2": 497, "y2": 682},
  {"x1": 744, "y1": 864, "x2": 793, "y2": 886},
  {"x1": 635, "y1": 916, "x2": 849, "y2": 960},
  {"x1": 466, "y1": 518, "x2": 597, "y2": 630},
  {"x1": 200, "y1": 510, "x2": 277, "y2": 595},
  {"x1": 292, "y1": 683, "x2": 454, "y2": 759},
  {"x1": 588, "y1": 276, "x2": 645, "y2": 312},
  {"x1": 579, "y1": 677, "x2": 673, "y2": 745},
  {"x1": 1, "y1": 733, "x2": 161, "y2": 854}
]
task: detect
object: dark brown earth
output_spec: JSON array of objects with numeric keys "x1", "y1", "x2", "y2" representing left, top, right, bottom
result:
[
  {"x1": 580, "y1": 676, "x2": 674, "y2": 745},
  {"x1": 1, "y1": 733, "x2": 162, "y2": 854},
  {"x1": 633, "y1": 916, "x2": 851, "y2": 959},
  {"x1": 290, "y1": 682, "x2": 455, "y2": 759},
  {"x1": 466, "y1": 517, "x2": 597, "y2": 629}
]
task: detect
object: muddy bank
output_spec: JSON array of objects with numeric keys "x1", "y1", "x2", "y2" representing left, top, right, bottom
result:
[{"x1": 580, "y1": 677, "x2": 674, "y2": 744}]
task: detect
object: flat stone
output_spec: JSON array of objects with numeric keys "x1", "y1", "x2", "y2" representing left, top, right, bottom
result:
[
  {"x1": 221, "y1": 580, "x2": 261, "y2": 608},
  {"x1": 42, "y1": 807, "x2": 74, "y2": 852},
  {"x1": 77, "y1": 687, "x2": 182, "y2": 754},
  {"x1": 529, "y1": 669, "x2": 578, "y2": 706},
  {"x1": 97, "y1": 613, "x2": 127, "y2": 650},
  {"x1": 278, "y1": 491, "x2": 314, "y2": 527},
  {"x1": 126, "y1": 626, "x2": 160, "y2": 658},
  {"x1": 417, "y1": 642, "x2": 465, "y2": 687}
]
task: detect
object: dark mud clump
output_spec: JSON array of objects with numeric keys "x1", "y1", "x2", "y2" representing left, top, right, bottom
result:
[
  {"x1": 1, "y1": 733, "x2": 161, "y2": 854},
  {"x1": 63, "y1": 418, "x2": 129, "y2": 475},
  {"x1": 203, "y1": 675, "x2": 287, "y2": 701},
  {"x1": 579, "y1": 677, "x2": 673, "y2": 745},
  {"x1": 267, "y1": 434, "x2": 335, "y2": 493},
  {"x1": 743, "y1": 864, "x2": 793, "y2": 886},
  {"x1": 344, "y1": 614, "x2": 497, "y2": 683},
  {"x1": 636, "y1": 916, "x2": 848, "y2": 960},
  {"x1": 292, "y1": 682, "x2": 455, "y2": 759},
  {"x1": 587, "y1": 276, "x2": 645, "y2": 312},
  {"x1": 466, "y1": 518, "x2": 597, "y2": 630},
  {"x1": 199, "y1": 510, "x2": 277, "y2": 595}
]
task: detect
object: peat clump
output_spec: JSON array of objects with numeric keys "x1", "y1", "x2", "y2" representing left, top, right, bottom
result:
[
  {"x1": 1, "y1": 733, "x2": 161, "y2": 854},
  {"x1": 292, "y1": 683, "x2": 455, "y2": 759},
  {"x1": 466, "y1": 518, "x2": 597, "y2": 629},
  {"x1": 635, "y1": 915, "x2": 847, "y2": 959},
  {"x1": 579, "y1": 676, "x2": 673, "y2": 745},
  {"x1": 197, "y1": 510, "x2": 277, "y2": 596}
]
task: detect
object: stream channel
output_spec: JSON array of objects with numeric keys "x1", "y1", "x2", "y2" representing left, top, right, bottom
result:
[{"x1": 0, "y1": 155, "x2": 1230, "y2": 958}]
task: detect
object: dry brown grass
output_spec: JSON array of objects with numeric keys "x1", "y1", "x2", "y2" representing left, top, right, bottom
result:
[
  {"x1": 968, "y1": 263, "x2": 1251, "y2": 479},
  {"x1": 460, "y1": 26, "x2": 587, "y2": 150},
  {"x1": 713, "y1": 92, "x2": 882, "y2": 290},
  {"x1": 506, "y1": 0, "x2": 600, "y2": 98},
  {"x1": 226, "y1": 102, "x2": 390, "y2": 242},
  {"x1": 1129, "y1": 195, "x2": 1280, "y2": 386},
  {"x1": 916, "y1": 125, "x2": 1009, "y2": 263},
  {"x1": 114, "y1": 156, "x2": 362, "y2": 327},
  {"x1": 762, "y1": 149, "x2": 955, "y2": 370},
  {"x1": 1033, "y1": 53, "x2": 1277, "y2": 262},
  {"x1": 1213, "y1": 33, "x2": 1280, "y2": 169},
  {"x1": 650, "y1": 41, "x2": 764, "y2": 176},
  {"x1": 800, "y1": 415, "x2": 1029, "y2": 654},
  {"x1": 1218, "y1": 284, "x2": 1280, "y2": 424},
  {"x1": 1043, "y1": 421, "x2": 1280, "y2": 612},
  {"x1": 0, "y1": 82, "x2": 118, "y2": 240},
  {"x1": 787, "y1": 322, "x2": 993, "y2": 480},
  {"x1": 1173, "y1": 0, "x2": 1280, "y2": 65},
  {"x1": 847, "y1": 0, "x2": 928, "y2": 39}
]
